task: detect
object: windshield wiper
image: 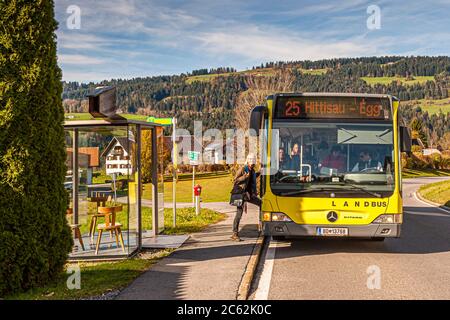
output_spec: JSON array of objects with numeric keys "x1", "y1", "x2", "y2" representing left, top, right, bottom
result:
[
  {"x1": 279, "y1": 187, "x2": 341, "y2": 196},
  {"x1": 279, "y1": 185, "x2": 382, "y2": 198},
  {"x1": 345, "y1": 184, "x2": 382, "y2": 198}
]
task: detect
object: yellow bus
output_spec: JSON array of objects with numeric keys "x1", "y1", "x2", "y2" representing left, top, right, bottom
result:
[{"x1": 250, "y1": 93, "x2": 411, "y2": 241}]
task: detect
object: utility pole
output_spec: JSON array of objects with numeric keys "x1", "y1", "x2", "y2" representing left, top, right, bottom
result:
[{"x1": 172, "y1": 117, "x2": 177, "y2": 227}]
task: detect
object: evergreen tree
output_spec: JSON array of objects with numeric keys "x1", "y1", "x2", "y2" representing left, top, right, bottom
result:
[{"x1": 0, "y1": 0, "x2": 73, "y2": 295}]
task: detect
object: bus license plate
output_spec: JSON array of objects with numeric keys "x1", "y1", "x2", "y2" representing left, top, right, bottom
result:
[{"x1": 317, "y1": 227, "x2": 348, "y2": 236}]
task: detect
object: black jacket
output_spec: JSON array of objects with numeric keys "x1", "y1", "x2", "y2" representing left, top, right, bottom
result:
[{"x1": 231, "y1": 165, "x2": 260, "y2": 195}]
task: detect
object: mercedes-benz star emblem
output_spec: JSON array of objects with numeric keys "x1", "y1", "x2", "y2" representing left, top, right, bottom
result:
[{"x1": 327, "y1": 211, "x2": 338, "y2": 223}]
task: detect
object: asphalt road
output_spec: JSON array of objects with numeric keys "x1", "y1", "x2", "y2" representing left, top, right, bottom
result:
[{"x1": 252, "y1": 177, "x2": 450, "y2": 300}]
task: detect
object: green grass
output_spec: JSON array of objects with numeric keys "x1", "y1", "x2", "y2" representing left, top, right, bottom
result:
[
  {"x1": 412, "y1": 98, "x2": 450, "y2": 115},
  {"x1": 361, "y1": 76, "x2": 435, "y2": 86},
  {"x1": 185, "y1": 68, "x2": 276, "y2": 84},
  {"x1": 163, "y1": 207, "x2": 226, "y2": 234},
  {"x1": 91, "y1": 171, "x2": 233, "y2": 203},
  {"x1": 143, "y1": 174, "x2": 233, "y2": 203},
  {"x1": 64, "y1": 113, "x2": 148, "y2": 121},
  {"x1": 185, "y1": 73, "x2": 233, "y2": 84},
  {"x1": 4, "y1": 250, "x2": 172, "y2": 300},
  {"x1": 297, "y1": 68, "x2": 328, "y2": 75},
  {"x1": 402, "y1": 169, "x2": 450, "y2": 179},
  {"x1": 74, "y1": 206, "x2": 226, "y2": 236},
  {"x1": 418, "y1": 179, "x2": 450, "y2": 207}
]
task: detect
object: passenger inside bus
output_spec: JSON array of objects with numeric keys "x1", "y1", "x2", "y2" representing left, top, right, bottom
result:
[
  {"x1": 319, "y1": 145, "x2": 346, "y2": 172},
  {"x1": 289, "y1": 143, "x2": 300, "y2": 171},
  {"x1": 278, "y1": 148, "x2": 291, "y2": 170},
  {"x1": 352, "y1": 150, "x2": 383, "y2": 172}
]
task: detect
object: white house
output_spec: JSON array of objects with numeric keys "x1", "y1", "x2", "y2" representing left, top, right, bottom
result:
[
  {"x1": 101, "y1": 137, "x2": 133, "y2": 176},
  {"x1": 423, "y1": 148, "x2": 442, "y2": 156},
  {"x1": 204, "y1": 139, "x2": 235, "y2": 164}
]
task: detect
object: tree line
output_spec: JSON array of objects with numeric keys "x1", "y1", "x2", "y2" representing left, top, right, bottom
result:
[{"x1": 62, "y1": 56, "x2": 450, "y2": 135}]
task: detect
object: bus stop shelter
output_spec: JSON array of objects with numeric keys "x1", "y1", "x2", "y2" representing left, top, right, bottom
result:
[{"x1": 64, "y1": 118, "x2": 165, "y2": 260}]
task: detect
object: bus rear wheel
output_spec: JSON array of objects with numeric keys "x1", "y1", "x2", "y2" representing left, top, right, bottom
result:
[{"x1": 272, "y1": 236, "x2": 286, "y2": 241}]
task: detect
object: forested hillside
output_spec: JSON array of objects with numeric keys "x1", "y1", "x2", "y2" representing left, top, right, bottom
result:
[{"x1": 62, "y1": 56, "x2": 450, "y2": 147}]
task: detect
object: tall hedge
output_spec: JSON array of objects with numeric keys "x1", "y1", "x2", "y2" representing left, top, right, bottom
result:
[{"x1": 0, "y1": 0, "x2": 73, "y2": 295}]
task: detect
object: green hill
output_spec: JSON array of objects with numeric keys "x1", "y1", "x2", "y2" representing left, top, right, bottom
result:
[{"x1": 62, "y1": 56, "x2": 450, "y2": 136}]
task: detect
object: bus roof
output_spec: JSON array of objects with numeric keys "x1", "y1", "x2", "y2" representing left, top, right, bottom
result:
[{"x1": 268, "y1": 92, "x2": 399, "y2": 101}]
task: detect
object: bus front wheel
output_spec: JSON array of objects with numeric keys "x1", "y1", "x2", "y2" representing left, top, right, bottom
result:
[{"x1": 371, "y1": 237, "x2": 385, "y2": 241}]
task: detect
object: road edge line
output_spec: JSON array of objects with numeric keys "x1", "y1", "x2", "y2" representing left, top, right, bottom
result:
[
  {"x1": 253, "y1": 237, "x2": 276, "y2": 300},
  {"x1": 414, "y1": 191, "x2": 450, "y2": 213},
  {"x1": 236, "y1": 233, "x2": 266, "y2": 300}
]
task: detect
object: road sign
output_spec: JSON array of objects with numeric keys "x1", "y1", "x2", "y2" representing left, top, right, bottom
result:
[{"x1": 188, "y1": 151, "x2": 200, "y2": 165}]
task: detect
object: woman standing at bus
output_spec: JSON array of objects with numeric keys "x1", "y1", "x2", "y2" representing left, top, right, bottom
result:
[{"x1": 230, "y1": 154, "x2": 261, "y2": 241}]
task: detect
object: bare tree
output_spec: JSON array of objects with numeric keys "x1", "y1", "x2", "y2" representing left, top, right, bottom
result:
[
  {"x1": 230, "y1": 69, "x2": 295, "y2": 172},
  {"x1": 234, "y1": 69, "x2": 295, "y2": 130}
]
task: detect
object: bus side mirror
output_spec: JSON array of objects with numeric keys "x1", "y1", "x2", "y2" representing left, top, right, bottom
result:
[
  {"x1": 249, "y1": 106, "x2": 267, "y2": 135},
  {"x1": 400, "y1": 126, "x2": 411, "y2": 153}
]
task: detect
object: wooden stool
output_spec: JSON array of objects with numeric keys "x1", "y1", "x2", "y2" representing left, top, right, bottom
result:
[
  {"x1": 88, "y1": 196, "x2": 109, "y2": 240},
  {"x1": 71, "y1": 224, "x2": 85, "y2": 251},
  {"x1": 66, "y1": 208, "x2": 85, "y2": 251},
  {"x1": 95, "y1": 205, "x2": 124, "y2": 255}
]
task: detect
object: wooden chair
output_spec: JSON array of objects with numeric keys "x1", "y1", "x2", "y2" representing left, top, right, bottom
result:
[
  {"x1": 95, "y1": 205, "x2": 125, "y2": 255},
  {"x1": 66, "y1": 208, "x2": 85, "y2": 251},
  {"x1": 88, "y1": 196, "x2": 109, "y2": 240}
]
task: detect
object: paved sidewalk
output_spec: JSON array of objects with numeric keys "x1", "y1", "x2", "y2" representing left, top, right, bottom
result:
[{"x1": 116, "y1": 202, "x2": 260, "y2": 300}]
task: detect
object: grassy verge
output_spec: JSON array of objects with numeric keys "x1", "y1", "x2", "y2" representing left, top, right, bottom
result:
[
  {"x1": 143, "y1": 174, "x2": 233, "y2": 203},
  {"x1": 163, "y1": 207, "x2": 226, "y2": 234},
  {"x1": 92, "y1": 171, "x2": 232, "y2": 203},
  {"x1": 4, "y1": 249, "x2": 172, "y2": 300},
  {"x1": 75, "y1": 207, "x2": 226, "y2": 236},
  {"x1": 402, "y1": 169, "x2": 450, "y2": 179},
  {"x1": 418, "y1": 179, "x2": 450, "y2": 207}
]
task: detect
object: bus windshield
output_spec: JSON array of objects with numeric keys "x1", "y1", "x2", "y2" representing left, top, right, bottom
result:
[{"x1": 270, "y1": 122, "x2": 395, "y2": 197}]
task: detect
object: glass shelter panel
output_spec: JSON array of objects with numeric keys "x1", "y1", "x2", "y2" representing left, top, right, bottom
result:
[
  {"x1": 68, "y1": 126, "x2": 138, "y2": 258},
  {"x1": 140, "y1": 128, "x2": 153, "y2": 234},
  {"x1": 156, "y1": 126, "x2": 165, "y2": 234}
]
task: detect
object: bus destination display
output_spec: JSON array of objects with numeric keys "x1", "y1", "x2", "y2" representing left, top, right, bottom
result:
[{"x1": 275, "y1": 96, "x2": 392, "y2": 120}]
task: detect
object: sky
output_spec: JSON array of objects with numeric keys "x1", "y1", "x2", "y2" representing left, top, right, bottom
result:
[{"x1": 54, "y1": 0, "x2": 450, "y2": 83}]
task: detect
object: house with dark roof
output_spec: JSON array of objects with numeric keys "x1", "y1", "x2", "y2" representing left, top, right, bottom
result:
[
  {"x1": 101, "y1": 137, "x2": 133, "y2": 175},
  {"x1": 66, "y1": 147, "x2": 100, "y2": 185}
]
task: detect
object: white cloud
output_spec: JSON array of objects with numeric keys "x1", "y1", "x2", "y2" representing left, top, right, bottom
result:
[
  {"x1": 280, "y1": 0, "x2": 368, "y2": 16},
  {"x1": 101, "y1": 0, "x2": 137, "y2": 16},
  {"x1": 61, "y1": 70, "x2": 105, "y2": 83},
  {"x1": 58, "y1": 54, "x2": 105, "y2": 65},
  {"x1": 57, "y1": 33, "x2": 102, "y2": 49},
  {"x1": 193, "y1": 26, "x2": 384, "y2": 62}
]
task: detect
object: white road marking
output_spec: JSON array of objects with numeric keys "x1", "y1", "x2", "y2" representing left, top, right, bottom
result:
[
  {"x1": 254, "y1": 238, "x2": 277, "y2": 300},
  {"x1": 413, "y1": 192, "x2": 450, "y2": 214}
]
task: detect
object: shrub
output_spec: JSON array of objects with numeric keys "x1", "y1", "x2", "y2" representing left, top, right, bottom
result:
[
  {"x1": 403, "y1": 152, "x2": 450, "y2": 170},
  {"x1": 411, "y1": 145, "x2": 422, "y2": 153},
  {"x1": 0, "y1": 1, "x2": 73, "y2": 296}
]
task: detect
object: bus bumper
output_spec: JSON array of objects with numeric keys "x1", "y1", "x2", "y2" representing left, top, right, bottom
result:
[{"x1": 263, "y1": 222, "x2": 401, "y2": 238}]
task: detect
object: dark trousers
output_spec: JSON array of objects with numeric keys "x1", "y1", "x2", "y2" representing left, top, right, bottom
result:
[{"x1": 233, "y1": 194, "x2": 261, "y2": 233}]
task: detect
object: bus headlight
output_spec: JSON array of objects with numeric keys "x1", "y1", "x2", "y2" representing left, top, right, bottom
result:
[
  {"x1": 373, "y1": 214, "x2": 402, "y2": 224},
  {"x1": 263, "y1": 212, "x2": 271, "y2": 221},
  {"x1": 265, "y1": 212, "x2": 292, "y2": 222}
]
